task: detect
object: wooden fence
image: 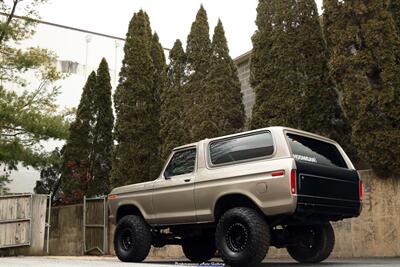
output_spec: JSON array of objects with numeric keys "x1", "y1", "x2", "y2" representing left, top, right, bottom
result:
[
  {"x1": 0, "y1": 194, "x2": 48, "y2": 256},
  {"x1": 0, "y1": 194, "x2": 32, "y2": 248}
]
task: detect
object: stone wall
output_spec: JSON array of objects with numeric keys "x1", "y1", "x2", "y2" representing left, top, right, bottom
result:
[
  {"x1": 334, "y1": 170, "x2": 400, "y2": 257},
  {"x1": 47, "y1": 169, "x2": 400, "y2": 259},
  {"x1": 48, "y1": 204, "x2": 83, "y2": 255},
  {"x1": 235, "y1": 53, "x2": 255, "y2": 118}
]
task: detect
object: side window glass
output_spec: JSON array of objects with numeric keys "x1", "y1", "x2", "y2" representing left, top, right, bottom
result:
[
  {"x1": 209, "y1": 132, "x2": 274, "y2": 165},
  {"x1": 164, "y1": 148, "x2": 196, "y2": 178}
]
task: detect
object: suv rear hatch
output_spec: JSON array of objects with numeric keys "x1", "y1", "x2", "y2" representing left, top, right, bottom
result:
[{"x1": 286, "y1": 132, "x2": 361, "y2": 219}]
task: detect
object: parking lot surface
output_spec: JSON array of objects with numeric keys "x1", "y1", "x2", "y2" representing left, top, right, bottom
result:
[{"x1": 1, "y1": 256, "x2": 400, "y2": 267}]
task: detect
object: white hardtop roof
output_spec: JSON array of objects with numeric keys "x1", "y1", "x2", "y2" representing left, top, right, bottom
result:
[{"x1": 172, "y1": 126, "x2": 337, "y2": 151}]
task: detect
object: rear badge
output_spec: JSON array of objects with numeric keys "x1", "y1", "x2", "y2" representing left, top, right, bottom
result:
[{"x1": 293, "y1": 154, "x2": 317, "y2": 163}]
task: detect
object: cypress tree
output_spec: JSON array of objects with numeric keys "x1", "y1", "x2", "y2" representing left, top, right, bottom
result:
[
  {"x1": 61, "y1": 72, "x2": 96, "y2": 202},
  {"x1": 184, "y1": 5, "x2": 213, "y2": 141},
  {"x1": 186, "y1": 5, "x2": 212, "y2": 77},
  {"x1": 149, "y1": 33, "x2": 167, "y2": 172},
  {"x1": 203, "y1": 20, "x2": 245, "y2": 136},
  {"x1": 112, "y1": 10, "x2": 159, "y2": 186},
  {"x1": 323, "y1": 0, "x2": 400, "y2": 176},
  {"x1": 160, "y1": 39, "x2": 187, "y2": 160},
  {"x1": 151, "y1": 33, "x2": 167, "y2": 103},
  {"x1": 250, "y1": 0, "x2": 351, "y2": 146},
  {"x1": 88, "y1": 58, "x2": 114, "y2": 196}
]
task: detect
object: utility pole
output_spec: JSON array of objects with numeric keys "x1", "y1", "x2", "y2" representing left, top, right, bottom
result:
[
  {"x1": 114, "y1": 40, "x2": 120, "y2": 88},
  {"x1": 84, "y1": 35, "x2": 92, "y2": 78}
]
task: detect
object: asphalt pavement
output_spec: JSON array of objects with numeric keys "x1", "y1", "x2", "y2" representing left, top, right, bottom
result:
[{"x1": 1, "y1": 256, "x2": 400, "y2": 267}]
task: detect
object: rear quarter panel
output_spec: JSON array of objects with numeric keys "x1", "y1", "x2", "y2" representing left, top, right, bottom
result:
[{"x1": 195, "y1": 129, "x2": 297, "y2": 222}]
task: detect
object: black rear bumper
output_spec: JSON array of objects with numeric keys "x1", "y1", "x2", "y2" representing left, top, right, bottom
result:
[{"x1": 296, "y1": 195, "x2": 361, "y2": 219}]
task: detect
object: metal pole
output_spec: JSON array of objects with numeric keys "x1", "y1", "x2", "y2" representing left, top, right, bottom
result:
[
  {"x1": 46, "y1": 194, "x2": 52, "y2": 254},
  {"x1": 84, "y1": 35, "x2": 92, "y2": 78},
  {"x1": 82, "y1": 196, "x2": 86, "y2": 255},
  {"x1": 114, "y1": 40, "x2": 120, "y2": 88},
  {"x1": 103, "y1": 196, "x2": 108, "y2": 254}
]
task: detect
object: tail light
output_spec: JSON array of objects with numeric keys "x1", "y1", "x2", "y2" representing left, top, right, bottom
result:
[
  {"x1": 359, "y1": 180, "x2": 363, "y2": 202},
  {"x1": 290, "y1": 169, "x2": 297, "y2": 194},
  {"x1": 272, "y1": 170, "x2": 285, "y2": 177}
]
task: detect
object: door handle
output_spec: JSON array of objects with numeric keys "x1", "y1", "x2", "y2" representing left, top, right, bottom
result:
[{"x1": 184, "y1": 179, "x2": 191, "y2": 182}]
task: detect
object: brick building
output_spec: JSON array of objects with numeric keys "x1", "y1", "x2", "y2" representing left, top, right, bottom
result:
[{"x1": 234, "y1": 51, "x2": 254, "y2": 119}]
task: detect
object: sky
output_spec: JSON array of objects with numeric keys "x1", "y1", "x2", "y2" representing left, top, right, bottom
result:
[{"x1": 36, "y1": 0, "x2": 324, "y2": 59}]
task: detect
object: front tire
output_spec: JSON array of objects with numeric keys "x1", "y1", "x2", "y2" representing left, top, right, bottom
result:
[
  {"x1": 114, "y1": 215, "x2": 152, "y2": 262},
  {"x1": 286, "y1": 223, "x2": 335, "y2": 263},
  {"x1": 215, "y1": 207, "x2": 270, "y2": 267},
  {"x1": 182, "y1": 235, "x2": 216, "y2": 262}
]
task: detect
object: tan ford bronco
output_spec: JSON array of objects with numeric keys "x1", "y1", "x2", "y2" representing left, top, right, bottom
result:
[{"x1": 108, "y1": 127, "x2": 362, "y2": 267}]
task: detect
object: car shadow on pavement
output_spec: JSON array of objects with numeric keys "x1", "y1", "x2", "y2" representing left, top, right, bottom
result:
[{"x1": 144, "y1": 260, "x2": 361, "y2": 266}]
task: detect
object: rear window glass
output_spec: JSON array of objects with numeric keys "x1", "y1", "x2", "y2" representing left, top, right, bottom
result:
[
  {"x1": 287, "y1": 133, "x2": 347, "y2": 168},
  {"x1": 210, "y1": 132, "x2": 274, "y2": 165}
]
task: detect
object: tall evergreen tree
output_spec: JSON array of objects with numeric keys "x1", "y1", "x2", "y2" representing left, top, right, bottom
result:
[
  {"x1": 160, "y1": 40, "x2": 187, "y2": 160},
  {"x1": 323, "y1": 0, "x2": 400, "y2": 176},
  {"x1": 149, "y1": 33, "x2": 167, "y2": 171},
  {"x1": 250, "y1": 0, "x2": 351, "y2": 146},
  {"x1": 112, "y1": 10, "x2": 160, "y2": 186},
  {"x1": 184, "y1": 5, "x2": 213, "y2": 141},
  {"x1": 203, "y1": 20, "x2": 245, "y2": 136},
  {"x1": 186, "y1": 5, "x2": 212, "y2": 77},
  {"x1": 61, "y1": 72, "x2": 96, "y2": 202},
  {"x1": 88, "y1": 58, "x2": 114, "y2": 196}
]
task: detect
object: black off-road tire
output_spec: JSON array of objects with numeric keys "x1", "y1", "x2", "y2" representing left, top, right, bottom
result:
[
  {"x1": 216, "y1": 207, "x2": 270, "y2": 267},
  {"x1": 114, "y1": 215, "x2": 152, "y2": 262},
  {"x1": 182, "y1": 235, "x2": 216, "y2": 262},
  {"x1": 287, "y1": 222, "x2": 335, "y2": 263}
]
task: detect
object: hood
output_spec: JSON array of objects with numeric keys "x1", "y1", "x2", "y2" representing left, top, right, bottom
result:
[{"x1": 110, "y1": 180, "x2": 154, "y2": 195}]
